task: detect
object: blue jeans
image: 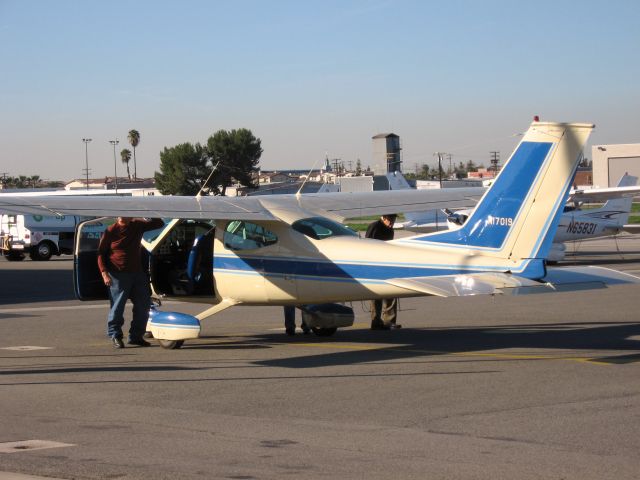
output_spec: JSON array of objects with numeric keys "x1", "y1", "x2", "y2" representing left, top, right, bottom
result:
[
  {"x1": 284, "y1": 306, "x2": 308, "y2": 331},
  {"x1": 107, "y1": 271, "x2": 150, "y2": 341}
]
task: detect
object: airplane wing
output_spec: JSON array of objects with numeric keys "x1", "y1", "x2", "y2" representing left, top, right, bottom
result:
[
  {"x1": 0, "y1": 187, "x2": 485, "y2": 222},
  {"x1": 569, "y1": 185, "x2": 640, "y2": 203},
  {"x1": 385, "y1": 266, "x2": 640, "y2": 297},
  {"x1": 0, "y1": 194, "x2": 279, "y2": 221}
]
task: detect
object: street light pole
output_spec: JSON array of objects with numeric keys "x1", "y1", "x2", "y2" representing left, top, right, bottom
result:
[
  {"x1": 109, "y1": 139, "x2": 119, "y2": 193},
  {"x1": 434, "y1": 152, "x2": 444, "y2": 188},
  {"x1": 82, "y1": 138, "x2": 92, "y2": 190}
]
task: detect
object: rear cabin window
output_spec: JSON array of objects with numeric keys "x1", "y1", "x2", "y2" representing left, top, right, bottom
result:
[
  {"x1": 224, "y1": 221, "x2": 277, "y2": 250},
  {"x1": 291, "y1": 217, "x2": 358, "y2": 240}
]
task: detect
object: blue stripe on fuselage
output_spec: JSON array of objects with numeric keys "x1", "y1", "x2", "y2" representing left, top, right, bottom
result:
[
  {"x1": 412, "y1": 141, "x2": 553, "y2": 249},
  {"x1": 214, "y1": 255, "x2": 526, "y2": 282}
]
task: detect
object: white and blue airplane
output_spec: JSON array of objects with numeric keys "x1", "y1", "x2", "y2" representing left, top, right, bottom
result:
[{"x1": 1, "y1": 120, "x2": 638, "y2": 349}]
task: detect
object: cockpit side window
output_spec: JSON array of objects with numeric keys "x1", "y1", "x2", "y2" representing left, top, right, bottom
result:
[
  {"x1": 291, "y1": 217, "x2": 358, "y2": 240},
  {"x1": 223, "y1": 221, "x2": 278, "y2": 250},
  {"x1": 142, "y1": 219, "x2": 170, "y2": 243}
]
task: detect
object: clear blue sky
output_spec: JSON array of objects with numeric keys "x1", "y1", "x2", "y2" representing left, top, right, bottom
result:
[{"x1": 1, "y1": 0, "x2": 639, "y2": 181}]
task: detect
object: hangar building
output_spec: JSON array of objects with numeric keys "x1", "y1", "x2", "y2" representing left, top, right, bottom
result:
[{"x1": 592, "y1": 143, "x2": 640, "y2": 187}]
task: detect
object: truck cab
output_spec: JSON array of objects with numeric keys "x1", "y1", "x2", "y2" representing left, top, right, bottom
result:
[{"x1": 1, "y1": 213, "x2": 81, "y2": 261}]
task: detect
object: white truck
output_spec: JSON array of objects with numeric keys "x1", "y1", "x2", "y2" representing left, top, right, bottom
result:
[{"x1": 0, "y1": 214, "x2": 84, "y2": 261}]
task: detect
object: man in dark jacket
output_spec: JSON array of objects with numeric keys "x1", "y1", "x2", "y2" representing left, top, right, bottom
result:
[
  {"x1": 365, "y1": 214, "x2": 400, "y2": 330},
  {"x1": 98, "y1": 217, "x2": 164, "y2": 348}
]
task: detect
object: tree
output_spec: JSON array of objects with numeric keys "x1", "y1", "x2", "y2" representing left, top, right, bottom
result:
[
  {"x1": 120, "y1": 149, "x2": 132, "y2": 180},
  {"x1": 155, "y1": 142, "x2": 209, "y2": 195},
  {"x1": 128, "y1": 129, "x2": 140, "y2": 180},
  {"x1": 204, "y1": 128, "x2": 262, "y2": 196},
  {"x1": 356, "y1": 158, "x2": 362, "y2": 175}
]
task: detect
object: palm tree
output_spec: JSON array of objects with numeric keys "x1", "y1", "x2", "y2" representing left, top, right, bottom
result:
[
  {"x1": 128, "y1": 129, "x2": 140, "y2": 181},
  {"x1": 120, "y1": 149, "x2": 132, "y2": 181}
]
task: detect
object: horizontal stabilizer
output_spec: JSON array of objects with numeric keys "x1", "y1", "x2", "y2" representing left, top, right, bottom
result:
[
  {"x1": 386, "y1": 273, "x2": 544, "y2": 297},
  {"x1": 540, "y1": 266, "x2": 640, "y2": 290},
  {"x1": 386, "y1": 266, "x2": 640, "y2": 297}
]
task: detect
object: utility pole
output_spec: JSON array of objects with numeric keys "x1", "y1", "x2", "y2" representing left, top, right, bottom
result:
[
  {"x1": 331, "y1": 158, "x2": 342, "y2": 175},
  {"x1": 82, "y1": 138, "x2": 92, "y2": 191},
  {"x1": 434, "y1": 152, "x2": 444, "y2": 188},
  {"x1": 490, "y1": 151, "x2": 500, "y2": 174},
  {"x1": 109, "y1": 139, "x2": 119, "y2": 193}
]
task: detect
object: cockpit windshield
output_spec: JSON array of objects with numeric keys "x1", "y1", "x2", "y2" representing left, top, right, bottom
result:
[{"x1": 291, "y1": 217, "x2": 358, "y2": 240}]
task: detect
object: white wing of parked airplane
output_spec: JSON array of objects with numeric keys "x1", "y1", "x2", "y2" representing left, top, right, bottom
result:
[
  {"x1": 0, "y1": 187, "x2": 484, "y2": 223},
  {"x1": 569, "y1": 184, "x2": 640, "y2": 203}
]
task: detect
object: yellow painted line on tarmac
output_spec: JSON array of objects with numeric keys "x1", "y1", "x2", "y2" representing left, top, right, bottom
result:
[
  {"x1": 451, "y1": 351, "x2": 611, "y2": 365},
  {"x1": 0, "y1": 304, "x2": 107, "y2": 314},
  {"x1": 294, "y1": 343, "x2": 386, "y2": 351},
  {"x1": 287, "y1": 342, "x2": 615, "y2": 365},
  {"x1": 0, "y1": 301, "x2": 184, "y2": 315}
]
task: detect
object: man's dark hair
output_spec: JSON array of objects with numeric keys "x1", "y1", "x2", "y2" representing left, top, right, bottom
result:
[{"x1": 382, "y1": 214, "x2": 397, "y2": 222}]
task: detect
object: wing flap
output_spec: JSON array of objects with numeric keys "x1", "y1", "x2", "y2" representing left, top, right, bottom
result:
[{"x1": 291, "y1": 188, "x2": 484, "y2": 221}]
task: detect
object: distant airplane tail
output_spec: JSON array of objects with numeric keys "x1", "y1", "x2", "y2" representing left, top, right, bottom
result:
[
  {"x1": 596, "y1": 174, "x2": 638, "y2": 226},
  {"x1": 408, "y1": 121, "x2": 594, "y2": 278}
]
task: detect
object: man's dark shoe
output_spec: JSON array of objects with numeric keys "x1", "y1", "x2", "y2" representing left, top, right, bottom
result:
[
  {"x1": 112, "y1": 337, "x2": 125, "y2": 348},
  {"x1": 127, "y1": 338, "x2": 151, "y2": 347},
  {"x1": 371, "y1": 323, "x2": 391, "y2": 331},
  {"x1": 285, "y1": 328, "x2": 296, "y2": 336},
  {"x1": 390, "y1": 323, "x2": 402, "y2": 329}
]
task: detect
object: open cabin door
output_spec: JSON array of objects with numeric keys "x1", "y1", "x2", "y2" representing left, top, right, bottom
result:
[
  {"x1": 73, "y1": 217, "x2": 114, "y2": 300},
  {"x1": 145, "y1": 219, "x2": 217, "y2": 301}
]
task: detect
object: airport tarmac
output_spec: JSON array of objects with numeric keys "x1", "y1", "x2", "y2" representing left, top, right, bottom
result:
[{"x1": 1, "y1": 235, "x2": 640, "y2": 480}]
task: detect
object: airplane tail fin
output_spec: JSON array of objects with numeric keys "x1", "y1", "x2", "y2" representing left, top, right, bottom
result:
[
  {"x1": 411, "y1": 121, "x2": 594, "y2": 277},
  {"x1": 597, "y1": 174, "x2": 638, "y2": 225}
]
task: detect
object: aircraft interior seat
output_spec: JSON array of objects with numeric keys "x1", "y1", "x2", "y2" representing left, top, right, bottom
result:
[
  {"x1": 295, "y1": 224, "x2": 318, "y2": 239},
  {"x1": 187, "y1": 232, "x2": 213, "y2": 284}
]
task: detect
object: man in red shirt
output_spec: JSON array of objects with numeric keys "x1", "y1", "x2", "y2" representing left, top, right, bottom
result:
[{"x1": 98, "y1": 217, "x2": 164, "y2": 348}]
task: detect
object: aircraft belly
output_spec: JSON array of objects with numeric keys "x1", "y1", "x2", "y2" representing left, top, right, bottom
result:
[{"x1": 295, "y1": 276, "x2": 413, "y2": 303}]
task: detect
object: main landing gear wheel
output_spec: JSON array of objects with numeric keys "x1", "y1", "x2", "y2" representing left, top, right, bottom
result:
[
  {"x1": 311, "y1": 327, "x2": 337, "y2": 337},
  {"x1": 158, "y1": 339, "x2": 185, "y2": 349}
]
